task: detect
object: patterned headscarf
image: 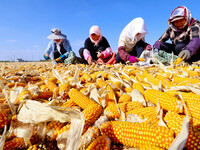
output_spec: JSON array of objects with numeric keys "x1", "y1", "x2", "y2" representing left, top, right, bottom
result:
[
  {"x1": 89, "y1": 25, "x2": 102, "y2": 46},
  {"x1": 168, "y1": 6, "x2": 195, "y2": 31}
]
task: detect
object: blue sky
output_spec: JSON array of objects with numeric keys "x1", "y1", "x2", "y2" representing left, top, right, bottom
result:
[{"x1": 0, "y1": 0, "x2": 199, "y2": 61}]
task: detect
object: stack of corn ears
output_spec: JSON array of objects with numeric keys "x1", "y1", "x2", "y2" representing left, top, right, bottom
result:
[{"x1": 0, "y1": 61, "x2": 200, "y2": 150}]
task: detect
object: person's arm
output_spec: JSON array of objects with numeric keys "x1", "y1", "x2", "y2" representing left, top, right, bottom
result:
[
  {"x1": 61, "y1": 39, "x2": 72, "y2": 60},
  {"x1": 100, "y1": 47, "x2": 112, "y2": 58},
  {"x1": 118, "y1": 46, "x2": 130, "y2": 62},
  {"x1": 153, "y1": 28, "x2": 171, "y2": 49},
  {"x1": 183, "y1": 26, "x2": 200, "y2": 56},
  {"x1": 43, "y1": 41, "x2": 53, "y2": 60}
]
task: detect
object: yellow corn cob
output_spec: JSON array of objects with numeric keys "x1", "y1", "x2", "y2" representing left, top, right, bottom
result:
[
  {"x1": 185, "y1": 127, "x2": 200, "y2": 150},
  {"x1": 105, "y1": 85, "x2": 116, "y2": 106},
  {"x1": 164, "y1": 111, "x2": 200, "y2": 149},
  {"x1": 164, "y1": 111, "x2": 184, "y2": 136},
  {"x1": 48, "y1": 76, "x2": 58, "y2": 83},
  {"x1": 45, "y1": 80, "x2": 58, "y2": 92},
  {"x1": 3, "y1": 137, "x2": 26, "y2": 150},
  {"x1": 57, "y1": 124, "x2": 71, "y2": 136},
  {"x1": 144, "y1": 89, "x2": 183, "y2": 113},
  {"x1": 139, "y1": 145, "x2": 165, "y2": 150},
  {"x1": 96, "y1": 78, "x2": 108, "y2": 88},
  {"x1": 180, "y1": 92, "x2": 200, "y2": 103},
  {"x1": 81, "y1": 73, "x2": 92, "y2": 83},
  {"x1": 0, "y1": 112, "x2": 10, "y2": 129},
  {"x1": 16, "y1": 90, "x2": 32, "y2": 104},
  {"x1": 79, "y1": 126, "x2": 100, "y2": 149},
  {"x1": 40, "y1": 84, "x2": 48, "y2": 91},
  {"x1": 46, "y1": 121, "x2": 67, "y2": 140},
  {"x1": 61, "y1": 99, "x2": 77, "y2": 108},
  {"x1": 7, "y1": 82, "x2": 27, "y2": 88},
  {"x1": 122, "y1": 87, "x2": 133, "y2": 93},
  {"x1": 132, "y1": 82, "x2": 144, "y2": 95},
  {"x1": 69, "y1": 88, "x2": 97, "y2": 109},
  {"x1": 86, "y1": 135, "x2": 110, "y2": 150},
  {"x1": 113, "y1": 81, "x2": 123, "y2": 89},
  {"x1": 173, "y1": 76, "x2": 200, "y2": 84},
  {"x1": 59, "y1": 82, "x2": 71, "y2": 98},
  {"x1": 90, "y1": 71, "x2": 104, "y2": 80},
  {"x1": 101, "y1": 121, "x2": 174, "y2": 149},
  {"x1": 118, "y1": 93, "x2": 132, "y2": 103},
  {"x1": 185, "y1": 100, "x2": 200, "y2": 120},
  {"x1": 104, "y1": 101, "x2": 143, "y2": 119},
  {"x1": 82, "y1": 104, "x2": 103, "y2": 133},
  {"x1": 186, "y1": 70, "x2": 199, "y2": 77},
  {"x1": 121, "y1": 75, "x2": 130, "y2": 81},
  {"x1": 126, "y1": 107, "x2": 158, "y2": 125},
  {"x1": 137, "y1": 58, "x2": 145, "y2": 61},
  {"x1": 38, "y1": 90, "x2": 53, "y2": 99},
  {"x1": 173, "y1": 57, "x2": 183, "y2": 65}
]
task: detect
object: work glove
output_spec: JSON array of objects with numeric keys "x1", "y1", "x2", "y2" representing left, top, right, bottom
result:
[
  {"x1": 129, "y1": 56, "x2": 139, "y2": 63},
  {"x1": 145, "y1": 44, "x2": 152, "y2": 50},
  {"x1": 60, "y1": 54, "x2": 67, "y2": 61},
  {"x1": 178, "y1": 50, "x2": 191, "y2": 60},
  {"x1": 43, "y1": 54, "x2": 50, "y2": 60},
  {"x1": 153, "y1": 40, "x2": 162, "y2": 50}
]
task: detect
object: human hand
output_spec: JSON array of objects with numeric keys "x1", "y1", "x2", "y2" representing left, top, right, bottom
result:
[
  {"x1": 97, "y1": 52, "x2": 103, "y2": 58},
  {"x1": 87, "y1": 56, "x2": 93, "y2": 65},
  {"x1": 129, "y1": 56, "x2": 139, "y2": 63},
  {"x1": 178, "y1": 50, "x2": 191, "y2": 60},
  {"x1": 45, "y1": 53, "x2": 49, "y2": 57}
]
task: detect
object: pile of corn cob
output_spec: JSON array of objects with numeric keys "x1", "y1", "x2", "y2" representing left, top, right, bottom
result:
[{"x1": 0, "y1": 61, "x2": 200, "y2": 150}]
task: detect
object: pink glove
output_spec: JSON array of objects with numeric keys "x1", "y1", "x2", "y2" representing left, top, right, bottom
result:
[
  {"x1": 129, "y1": 56, "x2": 138, "y2": 63},
  {"x1": 145, "y1": 44, "x2": 152, "y2": 50}
]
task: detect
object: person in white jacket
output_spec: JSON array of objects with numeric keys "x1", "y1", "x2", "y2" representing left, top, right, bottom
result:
[{"x1": 116, "y1": 17, "x2": 152, "y2": 63}]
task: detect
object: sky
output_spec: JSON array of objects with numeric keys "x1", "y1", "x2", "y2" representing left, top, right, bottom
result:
[{"x1": 0, "y1": 0, "x2": 200, "y2": 61}]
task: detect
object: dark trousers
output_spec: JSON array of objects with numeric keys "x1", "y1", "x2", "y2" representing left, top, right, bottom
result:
[
  {"x1": 160, "y1": 41, "x2": 200, "y2": 63},
  {"x1": 116, "y1": 40, "x2": 145, "y2": 63}
]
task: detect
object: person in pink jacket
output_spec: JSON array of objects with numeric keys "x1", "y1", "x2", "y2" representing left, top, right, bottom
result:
[{"x1": 79, "y1": 25, "x2": 116, "y2": 65}]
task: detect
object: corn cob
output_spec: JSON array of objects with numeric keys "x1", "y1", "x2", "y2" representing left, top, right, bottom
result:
[
  {"x1": 59, "y1": 82, "x2": 71, "y2": 98},
  {"x1": 100, "y1": 121, "x2": 174, "y2": 149},
  {"x1": 7, "y1": 82, "x2": 27, "y2": 88},
  {"x1": 81, "y1": 73, "x2": 92, "y2": 83},
  {"x1": 90, "y1": 71, "x2": 104, "y2": 80},
  {"x1": 0, "y1": 112, "x2": 10, "y2": 129},
  {"x1": 118, "y1": 93, "x2": 132, "y2": 103},
  {"x1": 139, "y1": 145, "x2": 165, "y2": 150},
  {"x1": 96, "y1": 78, "x2": 108, "y2": 88},
  {"x1": 173, "y1": 57, "x2": 183, "y2": 65},
  {"x1": 164, "y1": 111, "x2": 200, "y2": 149},
  {"x1": 104, "y1": 101, "x2": 143, "y2": 119},
  {"x1": 3, "y1": 137, "x2": 26, "y2": 150},
  {"x1": 48, "y1": 76, "x2": 58, "y2": 83},
  {"x1": 38, "y1": 90, "x2": 53, "y2": 99},
  {"x1": 46, "y1": 121, "x2": 67, "y2": 140},
  {"x1": 185, "y1": 100, "x2": 200, "y2": 120},
  {"x1": 144, "y1": 89, "x2": 183, "y2": 113},
  {"x1": 45, "y1": 80, "x2": 58, "y2": 92},
  {"x1": 132, "y1": 82, "x2": 144, "y2": 95},
  {"x1": 16, "y1": 90, "x2": 32, "y2": 104},
  {"x1": 79, "y1": 126, "x2": 100, "y2": 149},
  {"x1": 69, "y1": 88, "x2": 97, "y2": 109},
  {"x1": 86, "y1": 135, "x2": 110, "y2": 150},
  {"x1": 82, "y1": 104, "x2": 103, "y2": 132},
  {"x1": 173, "y1": 76, "x2": 200, "y2": 84},
  {"x1": 122, "y1": 87, "x2": 133, "y2": 93},
  {"x1": 126, "y1": 107, "x2": 159, "y2": 125},
  {"x1": 105, "y1": 85, "x2": 116, "y2": 106},
  {"x1": 61, "y1": 99, "x2": 78, "y2": 108}
]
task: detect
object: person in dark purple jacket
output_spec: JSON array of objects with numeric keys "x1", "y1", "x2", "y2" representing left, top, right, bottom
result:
[{"x1": 153, "y1": 6, "x2": 200, "y2": 63}]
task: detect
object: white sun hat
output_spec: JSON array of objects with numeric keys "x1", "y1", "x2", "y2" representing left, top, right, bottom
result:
[{"x1": 47, "y1": 28, "x2": 66, "y2": 39}]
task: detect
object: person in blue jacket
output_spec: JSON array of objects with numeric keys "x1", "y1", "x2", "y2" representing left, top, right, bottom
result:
[{"x1": 43, "y1": 28, "x2": 76, "y2": 64}]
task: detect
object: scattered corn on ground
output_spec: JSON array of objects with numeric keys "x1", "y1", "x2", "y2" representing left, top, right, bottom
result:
[{"x1": 0, "y1": 61, "x2": 200, "y2": 149}]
